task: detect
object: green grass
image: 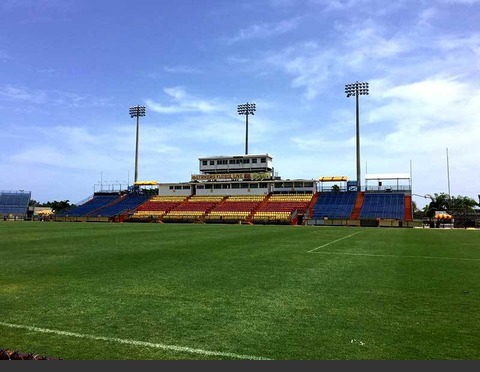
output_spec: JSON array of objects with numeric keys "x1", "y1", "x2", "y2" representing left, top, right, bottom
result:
[{"x1": 0, "y1": 222, "x2": 479, "y2": 360}]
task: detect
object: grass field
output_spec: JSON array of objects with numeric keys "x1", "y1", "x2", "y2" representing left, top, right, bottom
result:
[{"x1": 0, "y1": 222, "x2": 479, "y2": 360}]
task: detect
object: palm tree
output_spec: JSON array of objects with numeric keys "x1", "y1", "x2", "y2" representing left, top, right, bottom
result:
[
  {"x1": 423, "y1": 193, "x2": 449, "y2": 223},
  {"x1": 423, "y1": 193, "x2": 478, "y2": 228},
  {"x1": 412, "y1": 200, "x2": 424, "y2": 220},
  {"x1": 448, "y1": 195, "x2": 478, "y2": 228}
]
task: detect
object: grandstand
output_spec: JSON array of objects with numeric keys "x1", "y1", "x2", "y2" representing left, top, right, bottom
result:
[
  {"x1": 205, "y1": 195, "x2": 265, "y2": 223},
  {"x1": 89, "y1": 193, "x2": 150, "y2": 218},
  {"x1": 359, "y1": 192, "x2": 405, "y2": 220},
  {"x1": 49, "y1": 153, "x2": 414, "y2": 227},
  {"x1": 304, "y1": 173, "x2": 413, "y2": 227},
  {"x1": 310, "y1": 191, "x2": 358, "y2": 220},
  {"x1": 55, "y1": 193, "x2": 120, "y2": 217},
  {"x1": 252, "y1": 194, "x2": 312, "y2": 225},
  {"x1": 162, "y1": 195, "x2": 225, "y2": 222},
  {"x1": 55, "y1": 192, "x2": 149, "y2": 222},
  {"x1": 131, "y1": 195, "x2": 187, "y2": 220},
  {"x1": 0, "y1": 190, "x2": 31, "y2": 220}
]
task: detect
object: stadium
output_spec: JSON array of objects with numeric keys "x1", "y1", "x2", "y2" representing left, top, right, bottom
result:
[
  {"x1": 1, "y1": 107, "x2": 479, "y2": 361},
  {"x1": 62, "y1": 152, "x2": 415, "y2": 228},
  {"x1": 0, "y1": 151, "x2": 415, "y2": 228}
]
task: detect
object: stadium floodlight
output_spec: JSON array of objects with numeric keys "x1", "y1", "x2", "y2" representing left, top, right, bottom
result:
[
  {"x1": 129, "y1": 105, "x2": 146, "y2": 184},
  {"x1": 237, "y1": 102, "x2": 256, "y2": 155},
  {"x1": 345, "y1": 81, "x2": 369, "y2": 191}
]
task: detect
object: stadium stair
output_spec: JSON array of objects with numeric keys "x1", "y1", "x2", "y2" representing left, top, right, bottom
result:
[
  {"x1": 350, "y1": 192, "x2": 364, "y2": 220},
  {"x1": 404, "y1": 195, "x2": 413, "y2": 221},
  {"x1": 246, "y1": 194, "x2": 270, "y2": 223},
  {"x1": 305, "y1": 192, "x2": 319, "y2": 219}
]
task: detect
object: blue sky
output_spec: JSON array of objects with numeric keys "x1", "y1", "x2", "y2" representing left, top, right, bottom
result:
[{"x1": 1, "y1": 0, "x2": 479, "y2": 209}]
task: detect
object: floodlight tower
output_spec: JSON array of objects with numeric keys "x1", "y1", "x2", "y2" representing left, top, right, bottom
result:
[
  {"x1": 345, "y1": 81, "x2": 369, "y2": 191},
  {"x1": 129, "y1": 105, "x2": 146, "y2": 184},
  {"x1": 237, "y1": 102, "x2": 256, "y2": 155}
]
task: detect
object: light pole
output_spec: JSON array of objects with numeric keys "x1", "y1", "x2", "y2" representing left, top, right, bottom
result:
[
  {"x1": 129, "y1": 105, "x2": 146, "y2": 184},
  {"x1": 345, "y1": 81, "x2": 369, "y2": 191},
  {"x1": 237, "y1": 102, "x2": 256, "y2": 155},
  {"x1": 446, "y1": 147, "x2": 451, "y2": 199}
]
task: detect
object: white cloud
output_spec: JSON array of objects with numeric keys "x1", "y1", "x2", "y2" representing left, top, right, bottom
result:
[
  {"x1": 225, "y1": 56, "x2": 250, "y2": 64},
  {"x1": 263, "y1": 42, "x2": 335, "y2": 99},
  {"x1": 3, "y1": 0, "x2": 480, "y2": 207},
  {"x1": 147, "y1": 87, "x2": 224, "y2": 115},
  {"x1": 226, "y1": 17, "x2": 300, "y2": 44},
  {"x1": 259, "y1": 17, "x2": 414, "y2": 99},
  {"x1": 370, "y1": 77, "x2": 479, "y2": 129},
  {"x1": 8, "y1": 125, "x2": 128, "y2": 171},
  {"x1": 0, "y1": 85, "x2": 47, "y2": 104},
  {"x1": 163, "y1": 65, "x2": 202, "y2": 74},
  {"x1": 0, "y1": 84, "x2": 111, "y2": 107},
  {"x1": 361, "y1": 76, "x2": 480, "y2": 207},
  {"x1": 439, "y1": 0, "x2": 480, "y2": 4},
  {"x1": 318, "y1": 0, "x2": 408, "y2": 16},
  {"x1": 291, "y1": 135, "x2": 351, "y2": 152}
]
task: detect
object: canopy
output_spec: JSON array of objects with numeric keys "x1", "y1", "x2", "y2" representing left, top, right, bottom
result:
[
  {"x1": 434, "y1": 211, "x2": 454, "y2": 220},
  {"x1": 319, "y1": 176, "x2": 348, "y2": 182},
  {"x1": 36, "y1": 209, "x2": 53, "y2": 215},
  {"x1": 134, "y1": 180, "x2": 158, "y2": 186},
  {"x1": 365, "y1": 173, "x2": 410, "y2": 180}
]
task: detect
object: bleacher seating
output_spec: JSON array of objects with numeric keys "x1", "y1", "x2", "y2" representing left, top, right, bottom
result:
[
  {"x1": 89, "y1": 194, "x2": 151, "y2": 217},
  {"x1": 205, "y1": 195, "x2": 265, "y2": 222},
  {"x1": 46, "y1": 187, "x2": 412, "y2": 226},
  {"x1": 162, "y1": 195, "x2": 224, "y2": 221},
  {"x1": 251, "y1": 194, "x2": 312, "y2": 223},
  {"x1": 132, "y1": 196, "x2": 187, "y2": 219},
  {"x1": 0, "y1": 191, "x2": 31, "y2": 218},
  {"x1": 359, "y1": 193, "x2": 405, "y2": 220},
  {"x1": 310, "y1": 192, "x2": 357, "y2": 220},
  {"x1": 55, "y1": 194, "x2": 120, "y2": 217},
  {"x1": 50, "y1": 190, "x2": 411, "y2": 225}
]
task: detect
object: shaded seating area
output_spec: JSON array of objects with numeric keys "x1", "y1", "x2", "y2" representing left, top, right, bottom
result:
[
  {"x1": 251, "y1": 194, "x2": 312, "y2": 224},
  {"x1": 0, "y1": 190, "x2": 31, "y2": 219},
  {"x1": 359, "y1": 192, "x2": 405, "y2": 220},
  {"x1": 162, "y1": 195, "x2": 225, "y2": 222},
  {"x1": 205, "y1": 195, "x2": 265, "y2": 223},
  {"x1": 310, "y1": 192, "x2": 357, "y2": 220}
]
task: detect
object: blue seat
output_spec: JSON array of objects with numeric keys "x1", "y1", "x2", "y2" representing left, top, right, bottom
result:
[
  {"x1": 359, "y1": 193, "x2": 405, "y2": 220},
  {"x1": 56, "y1": 194, "x2": 120, "y2": 216},
  {"x1": 311, "y1": 192, "x2": 357, "y2": 219}
]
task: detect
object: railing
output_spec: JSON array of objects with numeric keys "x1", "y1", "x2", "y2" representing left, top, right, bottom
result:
[{"x1": 364, "y1": 185, "x2": 411, "y2": 192}]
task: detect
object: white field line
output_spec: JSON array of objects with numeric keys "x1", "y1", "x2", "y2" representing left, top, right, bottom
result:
[
  {"x1": 0, "y1": 321, "x2": 272, "y2": 360},
  {"x1": 309, "y1": 251, "x2": 480, "y2": 261},
  {"x1": 307, "y1": 231, "x2": 363, "y2": 253}
]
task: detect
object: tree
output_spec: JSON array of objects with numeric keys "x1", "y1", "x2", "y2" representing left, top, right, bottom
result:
[
  {"x1": 412, "y1": 200, "x2": 424, "y2": 220},
  {"x1": 44, "y1": 200, "x2": 75, "y2": 213},
  {"x1": 28, "y1": 199, "x2": 40, "y2": 207},
  {"x1": 423, "y1": 193, "x2": 450, "y2": 220},
  {"x1": 448, "y1": 195, "x2": 479, "y2": 228},
  {"x1": 423, "y1": 193, "x2": 478, "y2": 228}
]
